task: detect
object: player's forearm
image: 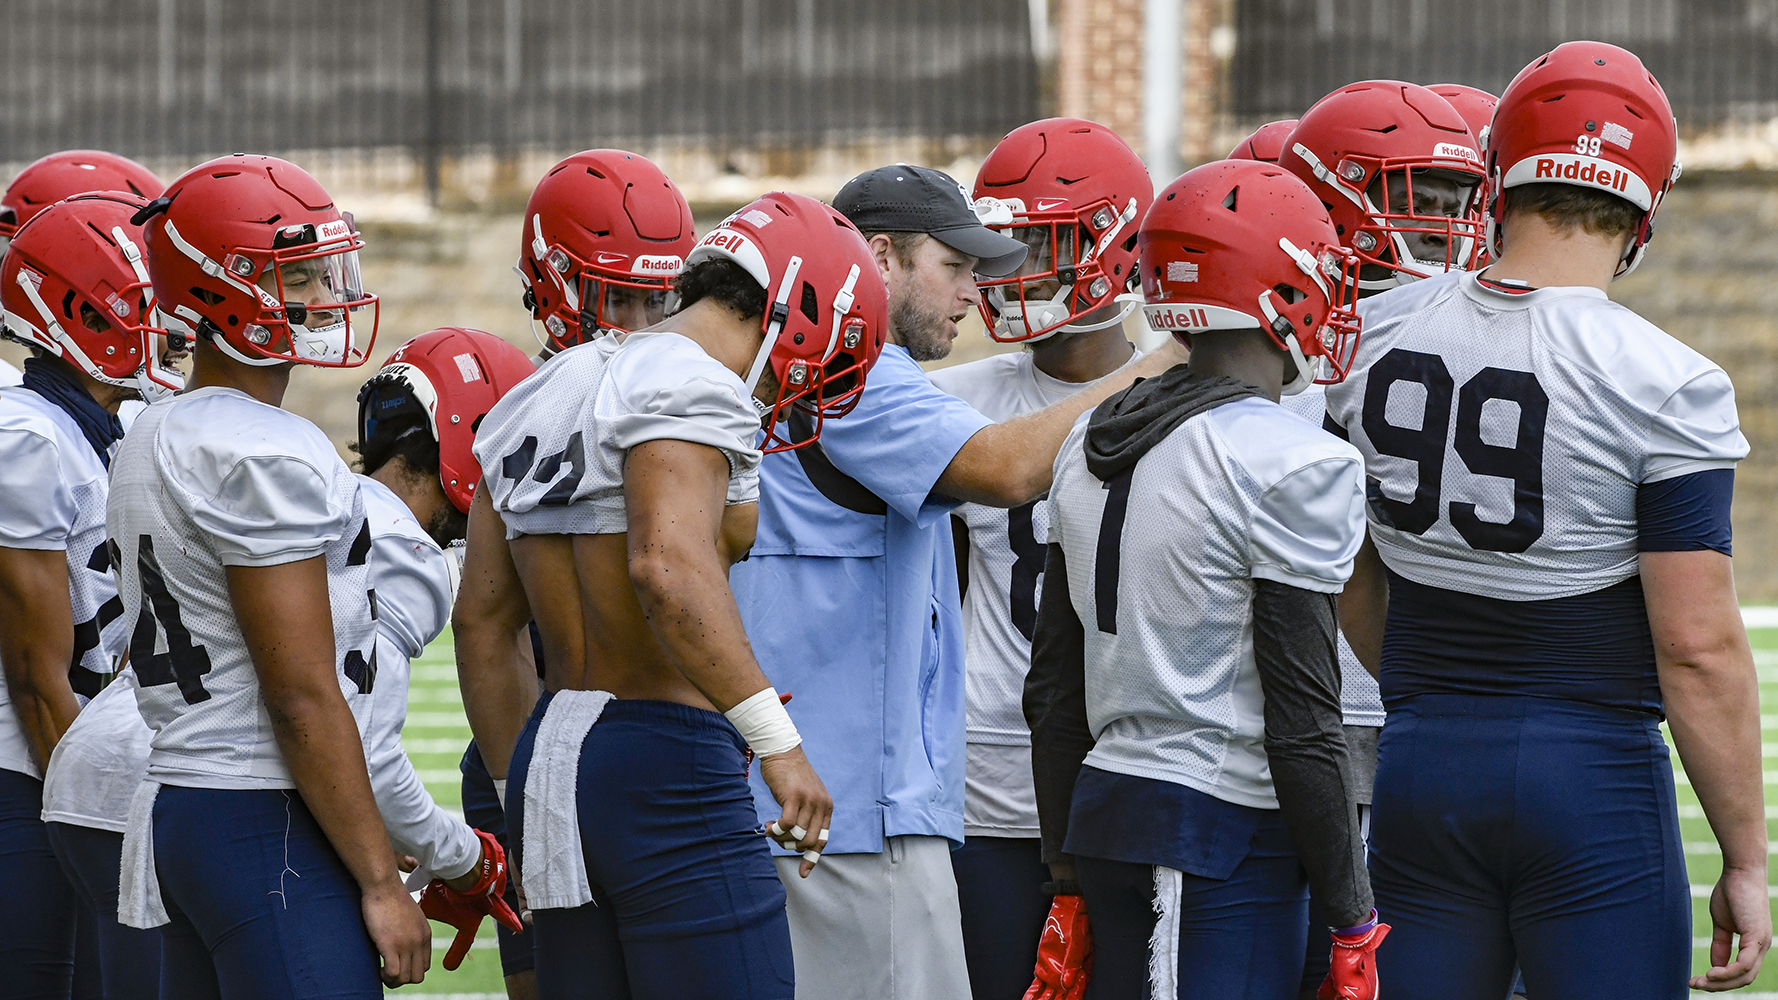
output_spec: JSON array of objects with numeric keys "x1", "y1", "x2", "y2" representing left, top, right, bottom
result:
[
  {"x1": 266, "y1": 686, "x2": 406, "y2": 894},
  {"x1": 455, "y1": 622, "x2": 535, "y2": 778},
  {"x1": 6, "y1": 667, "x2": 79, "y2": 769},
  {"x1": 631, "y1": 547, "x2": 771, "y2": 710},
  {"x1": 0, "y1": 549, "x2": 82, "y2": 765},
  {"x1": 938, "y1": 341, "x2": 1187, "y2": 507},
  {"x1": 1026, "y1": 543, "x2": 1094, "y2": 864}
]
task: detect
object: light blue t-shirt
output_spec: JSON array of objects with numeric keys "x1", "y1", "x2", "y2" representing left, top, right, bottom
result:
[{"x1": 733, "y1": 345, "x2": 995, "y2": 855}]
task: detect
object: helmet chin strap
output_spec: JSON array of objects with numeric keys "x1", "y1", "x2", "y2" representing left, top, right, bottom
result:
[{"x1": 744, "y1": 255, "x2": 803, "y2": 401}]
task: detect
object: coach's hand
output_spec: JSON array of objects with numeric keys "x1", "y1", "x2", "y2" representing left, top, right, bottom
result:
[
  {"x1": 362, "y1": 880, "x2": 431, "y2": 986},
  {"x1": 1691, "y1": 865, "x2": 1772, "y2": 990},
  {"x1": 758, "y1": 745, "x2": 832, "y2": 878}
]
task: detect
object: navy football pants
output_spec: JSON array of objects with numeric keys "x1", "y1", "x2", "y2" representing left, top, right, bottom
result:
[
  {"x1": 152, "y1": 786, "x2": 382, "y2": 1000},
  {"x1": 0, "y1": 768, "x2": 77, "y2": 998},
  {"x1": 461, "y1": 739, "x2": 535, "y2": 977},
  {"x1": 1074, "y1": 813, "x2": 1309, "y2": 1000},
  {"x1": 952, "y1": 836, "x2": 1050, "y2": 1000},
  {"x1": 1369, "y1": 695, "x2": 1690, "y2": 999},
  {"x1": 508, "y1": 694, "x2": 794, "y2": 1000},
  {"x1": 46, "y1": 822, "x2": 161, "y2": 1000}
]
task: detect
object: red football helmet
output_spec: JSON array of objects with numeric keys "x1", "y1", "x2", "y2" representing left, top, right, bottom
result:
[
  {"x1": 137, "y1": 155, "x2": 377, "y2": 368},
  {"x1": 684, "y1": 192, "x2": 888, "y2": 453},
  {"x1": 971, "y1": 118, "x2": 1154, "y2": 342},
  {"x1": 1426, "y1": 85, "x2": 1499, "y2": 143},
  {"x1": 1280, "y1": 82, "x2": 1485, "y2": 293},
  {"x1": 517, "y1": 150, "x2": 694, "y2": 353},
  {"x1": 1139, "y1": 160, "x2": 1362, "y2": 393},
  {"x1": 1, "y1": 191, "x2": 181, "y2": 400},
  {"x1": 1485, "y1": 42, "x2": 1679, "y2": 279},
  {"x1": 358, "y1": 328, "x2": 535, "y2": 513},
  {"x1": 0, "y1": 151, "x2": 164, "y2": 242},
  {"x1": 1229, "y1": 120, "x2": 1299, "y2": 163}
]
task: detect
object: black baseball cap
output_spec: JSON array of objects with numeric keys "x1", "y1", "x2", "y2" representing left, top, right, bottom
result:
[{"x1": 832, "y1": 164, "x2": 1029, "y2": 277}]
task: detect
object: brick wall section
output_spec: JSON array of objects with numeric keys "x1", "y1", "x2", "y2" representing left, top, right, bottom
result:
[{"x1": 1057, "y1": 0, "x2": 1145, "y2": 150}]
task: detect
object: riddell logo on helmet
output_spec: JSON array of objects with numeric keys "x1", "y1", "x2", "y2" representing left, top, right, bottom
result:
[
  {"x1": 631, "y1": 255, "x2": 683, "y2": 275},
  {"x1": 1146, "y1": 306, "x2": 1213, "y2": 330},
  {"x1": 1534, "y1": 157, "x2": 1631, "y2": 193},
  {"x1": 316, "y1": 219, "x2": 350, "y2": 242},
  {"x1": 1434, "y1": 143, "x2": 1480, "y2": 163},
  {"x1": 698, "y1": 229, "x2": 756, "y2": 257}
]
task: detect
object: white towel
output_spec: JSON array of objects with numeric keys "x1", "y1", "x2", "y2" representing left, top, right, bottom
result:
[
  {"x1": 520, "y1": 689, "x2": 613, "y2": 910},
  {"x1": 118, "y1": 779, "x2": 167, "y2": 929},
  {"x1": 1147, "y1": 865, "x2": 1183, "y2": 999}
]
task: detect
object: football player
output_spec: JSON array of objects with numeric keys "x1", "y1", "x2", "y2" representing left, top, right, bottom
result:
[
  {"x1": 108, "y1": 154, "x2": 442, "y2": 995},
  {"x1": 1425, "y1": 84, "x2": 1499, "y2": 142},
  {"x1": 513, "y1": 149, "x2": 695, "y2": 362},
  {"x1": 731, "y1": 154, "x2": 1180, "y2": 1000},
  {"x1": 0, "y1": 189, "x2": 179, "y2": 996},
  {"x1": 1027, "y1": 158, "x2": 1382, "y2": 998},
  {"x1": 0, "y1": 151, "x2": 176, "y2": 428},
  {"x1": 1228, "y1": 119, "x2": 1299, "y2": 163},
  {"x1": 463, "y1": 192, "x2": 882, "y2": 998},
  {"x1": 1277, "y1": 81, "x2": 1484, "y2": 997},
  {"x1": 1325, "y1": 42, "x2": 1769, "y2": 996},
  {"x1": 924, "y1": 121, "x2": 1152, "y2": 1000},
  {"x1": 455, "y1": 149, "x2": 695, "y2": 1000}
]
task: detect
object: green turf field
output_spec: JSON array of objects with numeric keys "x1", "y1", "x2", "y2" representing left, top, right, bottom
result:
[{"x1": 392, "y1": 627, "x2": 1778, "y2": 997}]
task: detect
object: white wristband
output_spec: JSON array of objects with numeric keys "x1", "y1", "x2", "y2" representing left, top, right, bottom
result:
[
  {"x1": 493, "y1": 779, "x2": 508, "y2": 811},
  {"x1": 725, "y1": 687, "x2": 802, "y2": 758}
]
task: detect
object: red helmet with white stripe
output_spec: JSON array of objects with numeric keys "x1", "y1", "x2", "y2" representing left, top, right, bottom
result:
[
  {"x1": 1485, "y1": 42, "x2": 1678, "y2": 279},
  {"x1": 1228, "y1": 120, "x2": 1299, "y2": 163},
  {"x1": 358, "y1": 327, "x2": 535, "y2": 513},
  {"x1": 1280, "y1": 82, "x2": 1485, "y2": 293},
  {"x1": 0, "y1": 151, "x2": 164, "y2": 241},
  {"x1": 1140, "y1": 160, "x2": 1362, "y2": 393},
  {"x1": 137, "y1": 155, "x2": 377, "y2": 368},
  {"x1": 684, "y1": 192, "x2": 887, "y2": 453},
  {"x1": 971, "y1": 118, "x2": 1154, "y2": 342},
  {"x1": 1, "y1": 191, "x2": 181, "y2": 400},
  {"x1": 517, "y1": 150, "x2": 694, "y2": 353}
]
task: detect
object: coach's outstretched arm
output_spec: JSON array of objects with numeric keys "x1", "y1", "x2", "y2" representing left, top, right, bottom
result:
[
  {"x1": 228, "y1": 558, "x2": 432, "y2": 987},
  {"x1": 453, "y1": 484, "x2": 540, "y2": 782},
  {"x1": 1644, "y1": 550, "x2": 1771, "y2": 991},
  {"x1": 0, "y1": 547, "x2": 83, "y2": 768},
  {"x1": 625, "y1": 438, "x2": 832, "y2": 876},
  {"x1": 936, "y1": 338, "x2": 1188, "y2": 508}
]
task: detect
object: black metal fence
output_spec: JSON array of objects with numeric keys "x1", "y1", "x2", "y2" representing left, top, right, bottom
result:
[
  {"x1": 1231, "y1": 0, "x2": 1778, "y2": 130},
  {"x1": 0, "y1": 0, "x2": 1042, "y2": 189}
]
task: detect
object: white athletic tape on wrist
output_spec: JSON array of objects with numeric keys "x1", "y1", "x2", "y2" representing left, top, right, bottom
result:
[{"x1": 725, "y1": 687, "x2": 802, "y2": 758}]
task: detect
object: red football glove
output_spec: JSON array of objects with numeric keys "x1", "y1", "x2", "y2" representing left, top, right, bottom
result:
[
  {"x1": 1318, "y1": 915, "x2": 1390, "y2": 1000},
  {"x1": 419, "y1": 829, "x2": 525, "y2": 971},
  {"x1": 1023, "y1": 894, "x2": 1093, "y2": 1000}
]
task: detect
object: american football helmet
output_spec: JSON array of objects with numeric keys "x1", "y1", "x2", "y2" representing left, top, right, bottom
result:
[
  {"x1": 1484, "y1": 41, "x2": 1679, "y2": 279},
  {"x1": 1, "y1": 191, "x2": 181, "y2": 400},
  {"x1": 0, "y1": 150, "x2": 164, "y2": 241},
  {"x1": 1229, "y1": 120, "x2": 1299, "y2": 163},
  {"x1": 971, "y1": 118, "x2": 1154, "y2": 342},
  {"x1": 1139, "y1": 159, "x2": 1362, "y2": 394},
  {"x1": 684, "y1": 192, "x2": 888, "y2": 453},
  {"x1": 517, "y1": 150, "x2": 694, "y2": 353},
  {"x1": 1426, "y1": 84, "x2": 1499, "y2": 143},
  {"x1": 1280, "y1": 82, "x2": 1485, "y2": 292},
  {"x1": 358, "y1": 327, "x2": 535, "y2": 512},
  {"x1": 135, "y1": 155, "x2": 377, "y2": 368}
]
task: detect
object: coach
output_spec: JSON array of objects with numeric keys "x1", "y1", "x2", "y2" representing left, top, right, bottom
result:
[{"x1": 731, "y1": 164, "x2": 1183, "y2": 1000}]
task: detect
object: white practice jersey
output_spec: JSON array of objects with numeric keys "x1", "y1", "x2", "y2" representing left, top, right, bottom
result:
[
  {"x1": 0, "y1": 358, "x2": 20, "y2": 386},
  {"x1": 0, "y1": 387, "x2": 128, "y2": 777},
  {"x1": 475, "y1": 331, "x2": 762, "y2": 538},
  {"x1": 929, "y1": 350, "x2": 1112, "y2": 835},
  {"x1": 1279, "y1": 385, "x2": 1384, "y2": 729},
  {"x1": 1324, "y1": 271, "x2": 1747, "y2": 601},
  {"x1": 42, "y1": 669, "x2": 151, "y2": 832},
  {"x1": 107, "y1": 387, "x2": 377, "y2": 789},
  {"x1": 1049, "y1": 397, "x2": 1366, "y2": 810},
  {"x1": 357, "y1": 476, "x2": 478, "y2": 878}
]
